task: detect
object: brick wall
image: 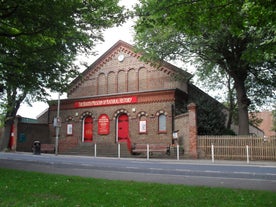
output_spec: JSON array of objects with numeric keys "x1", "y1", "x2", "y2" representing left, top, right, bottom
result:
[
  {"x1": 188, "y1": 103, "x2": 198, "y2": 158},
  {"x1": 174, "y1": 103, "x2": 198, "y2": 158},
  {"x1": 16, "y1": 123, "x2": 50, "y2": 152},
  {"x1": 68, "y1": 43, "x2": 188, "y2": 99},
  {"x1": 46, "y1": 41, "x2": 195, "y2": 156},
  {"x1": 175, "y1": 113, "x2": 189, "y2": 155},
  {"x1": 49, "y1": 100, "x2": 174, "y2": 147}
]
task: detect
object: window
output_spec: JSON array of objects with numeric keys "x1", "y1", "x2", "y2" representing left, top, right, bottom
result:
[
  {"x1": 107, "y1": 71, "x2": 116, "y2": 94},
  {"x1": 158, "y1": 114, "x2": 166, "y2": 132},
  {"x1": 65, "y1": 116, "x2": 74, "y2": 136},
  {"x1": 128, "y1": 69, "x2": 136, "y2": 91},
  {"x1": 67, "y1": 124, "x2": 73, "y2": 135},
  {"x1": 98, "y1": 73, "x2": 106, "y2": 94},
  {"x1": 118, "y1": 70, "x2": 126, "y2": 92},
  {"x1": 139, "y1": 115, "x2": 147, "y2": 133},
  {"x1": 138, "y1": 67, "x2": 147, "y2": 91}
]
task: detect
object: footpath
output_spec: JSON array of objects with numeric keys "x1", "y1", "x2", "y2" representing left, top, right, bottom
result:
[{"x1": 1, "y1": 151, "x2": 275, "y2": 167}]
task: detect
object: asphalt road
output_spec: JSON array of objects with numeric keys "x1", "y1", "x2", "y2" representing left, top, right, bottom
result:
[{"x1": 1, "y1": 152, "x2": 276, "y2": 192}]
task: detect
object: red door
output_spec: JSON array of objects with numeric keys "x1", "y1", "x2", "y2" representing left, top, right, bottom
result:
[
  {"x1": 118, "y1": 114, "x2": 129, "y2": 142},
  {"x1": 118, "y1": 114, "x2": 131, "y2": 151},
  {"x1": 84, "y1": 116, "x2": 93, "y2": 142}
]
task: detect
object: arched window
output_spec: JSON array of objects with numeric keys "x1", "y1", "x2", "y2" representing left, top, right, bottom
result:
[
  {"x1": 139, "y1": 115, "x2": 147, "y2": 134},
  {"x1": 118, "y1": 70, "x2": 126, "y2": 92},
  {"x1": 138, "y1": 67, "x2": 147, "y2": 91},
  {"x1": 66, "y1": 116, "x2": 74, "y2": 136},
  {"x1": 107, "y1": 71, "x2": 116, "y2": 94},
  {"x1": 158, "y1": 114, "x2": 166, "y2": 133},
  {"x1": 98, "y1": 73, "x2": 106, "y2": 94},
  {"x1": 127, "y1": 69, "x2": 136, "y2": 91}
]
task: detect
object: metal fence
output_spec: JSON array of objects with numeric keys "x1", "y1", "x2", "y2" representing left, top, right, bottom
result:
[{"x1": 198, "y1": 135, "x2": 276, "y2": 161}]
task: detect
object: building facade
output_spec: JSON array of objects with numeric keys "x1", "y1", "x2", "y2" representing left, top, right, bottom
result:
[
  {"x1": 253, "y1": 111, "x2": 275, "y2": 137},
  {"x1": 43, "y1": 41, "x2": 199, "y2": 157},
  {"x1": 8, "y1": 41, "x2": 265, "y2": 157}
]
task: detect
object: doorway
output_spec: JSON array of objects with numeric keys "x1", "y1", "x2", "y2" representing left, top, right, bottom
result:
[
  {"x1": 83, "y1": 116, "x2": 93, "y2": 142},
  {"x1": 117, "y1": 113, "x2": 131, "y2": 150}
]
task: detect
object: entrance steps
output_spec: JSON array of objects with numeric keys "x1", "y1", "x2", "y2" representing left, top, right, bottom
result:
[{"x1": 61, "y1": 142, "x2": 131, "y2": 157}]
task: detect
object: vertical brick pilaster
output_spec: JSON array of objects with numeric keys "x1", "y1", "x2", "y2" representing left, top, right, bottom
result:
[
  {"x1": 188, "y1": 103, "x2": 198, "y2": 159},
  {"x1": 11, "y1": 117, "x2": 18, "y2": 151}
]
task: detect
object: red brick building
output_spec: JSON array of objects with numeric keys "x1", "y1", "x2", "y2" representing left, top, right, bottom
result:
[
  {"x1": 42, "y1": 41, "x2": 206, "y2": 157},
  {"x1": 254, "y1": 111, "x2": 275, "y2": 137}
]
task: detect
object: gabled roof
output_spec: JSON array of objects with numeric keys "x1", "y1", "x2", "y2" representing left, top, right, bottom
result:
[
  {"x1": 69, "y1": 41, "x2": 131, "y2": 87},
  {"x1": 68, "y1": 40, "x2": 192, "y2": 93}
]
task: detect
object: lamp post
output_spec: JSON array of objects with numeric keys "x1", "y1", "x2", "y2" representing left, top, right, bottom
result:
[{"x1": 55, "y1": 91, "x2": 60, "y2": 156}]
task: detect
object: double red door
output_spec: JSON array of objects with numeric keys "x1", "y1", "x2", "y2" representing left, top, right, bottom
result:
[{"x1": 83, "y1": 114, "x2": 131, "y2": 149}]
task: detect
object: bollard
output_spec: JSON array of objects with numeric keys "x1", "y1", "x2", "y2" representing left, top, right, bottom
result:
[
  {"x1": 211, "y1": 143, "x2": 215, "y2": 163},
  {"x1": 147, "y1": 144, "x2": 149, "y2": 160},
  {"x1": 246, "y1": 145, "x2": 249, "y2": 164},
  {"x1": 118, "y1": 143, "x2": 121, "y2": 159},
  {"x1": 177, "y1": 144, "x2": 180, "y2": 160}
]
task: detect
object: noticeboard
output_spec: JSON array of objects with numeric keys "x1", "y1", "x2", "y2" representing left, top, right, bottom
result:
[{"x1": 98, "y1": 114, "x2": 110, "y2": 135}]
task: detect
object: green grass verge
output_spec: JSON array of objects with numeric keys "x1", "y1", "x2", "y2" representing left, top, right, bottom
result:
[{"x1": 0, "y1": 168, "x2": 275, "y2": 207}]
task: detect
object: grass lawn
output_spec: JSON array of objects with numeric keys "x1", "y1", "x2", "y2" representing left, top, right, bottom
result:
[{"x1": 0, "y1": 168, "x2": 275, "y2": 207}]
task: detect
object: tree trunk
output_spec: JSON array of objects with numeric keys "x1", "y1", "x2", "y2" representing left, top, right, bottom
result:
[
  {"x1": 0, "y1": 90, "x2": 24, "y2": 151},
  {"x1": 226, "y1": 76, "x2": 235, "y2": 129},
  {"x1": 0, "y1": 118, "x2": 13, "y2": 151},
  {"x1": 234, "y1": 79, "x2": 250, "y2": 135},
  {"x1": 226, "y1": 109, "x2": 233, "y2": 129}
]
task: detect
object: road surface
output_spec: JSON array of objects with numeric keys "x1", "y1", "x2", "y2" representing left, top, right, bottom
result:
[{"x1": 0, "y1": 152, "x2": 276, "y2": 192}]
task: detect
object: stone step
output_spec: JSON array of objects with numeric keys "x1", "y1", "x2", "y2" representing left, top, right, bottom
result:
[{"x1": 61, "y1": 142, "x2": 131, "y2": 157}]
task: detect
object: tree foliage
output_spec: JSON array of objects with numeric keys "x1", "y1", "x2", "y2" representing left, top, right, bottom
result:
[
  {"x1": 188, "y1": 84, "x2": 234, "y2": 135},
  {"x1": 0, "y1": 0, "x2": 125, "y2": 150},
  {"x1": 133, "y1": 0, "x2": 276, "y2": 135},
  {"x1": 195, "y1": 64, "x2": 237, "y2": 129}
]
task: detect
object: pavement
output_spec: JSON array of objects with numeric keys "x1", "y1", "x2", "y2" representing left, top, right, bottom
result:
[{"x1": 2, "y1": 151, "x2": 276, "y2": 167}]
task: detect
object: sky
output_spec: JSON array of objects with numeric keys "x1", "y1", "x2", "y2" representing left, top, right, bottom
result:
[
  {"x1": 17, "y1": 0, "x2": 138, "y2": 119},
  {"x1": 15, "y1": 0, "x2": 273, "y2": 119}
]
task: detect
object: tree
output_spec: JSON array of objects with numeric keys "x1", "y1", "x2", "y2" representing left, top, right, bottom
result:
[
  {"x1": 133, "y1": 0, "x2": 276, "y2": 135},
  {"x1": 195, "y1": 63, "x2": 237, "y2": 130},
  {"x1": 188, "y1": 84, "x2": 234, "y2": 135},
  {"x1": 0, "y1": 0, "x2": 125, "y2": 150}
]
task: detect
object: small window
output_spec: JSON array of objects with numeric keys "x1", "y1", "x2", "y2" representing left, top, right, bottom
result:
[
  {"x1": 67, "y1": 123, "x2": 73, "y2": 135},
  {"x1": 158, "y1": 114, "x2": 166, "y2": 133},
  {"x1": 139, "y1": 115, "x2": 147, "y2": 134}
]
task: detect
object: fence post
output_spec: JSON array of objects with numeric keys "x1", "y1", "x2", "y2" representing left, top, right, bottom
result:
[
  {"x1": 177, "y1": 144, "x2": 180, "y2": 160},
  {"x1": 94, "y1": 143, "x2": 97, "y2": 158},
  {"x1": 211, "y1": 143, "x2": 215, "y2": 163},
  {"x1": 246, "y1": 145, "x2": 249, "y2": 164},
  {"x1": 118, "y1": 143, "x2": 121, "y2": 159},
  {"x1": 147, "y1": 144, "x2": 149, "y2": 160}
]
